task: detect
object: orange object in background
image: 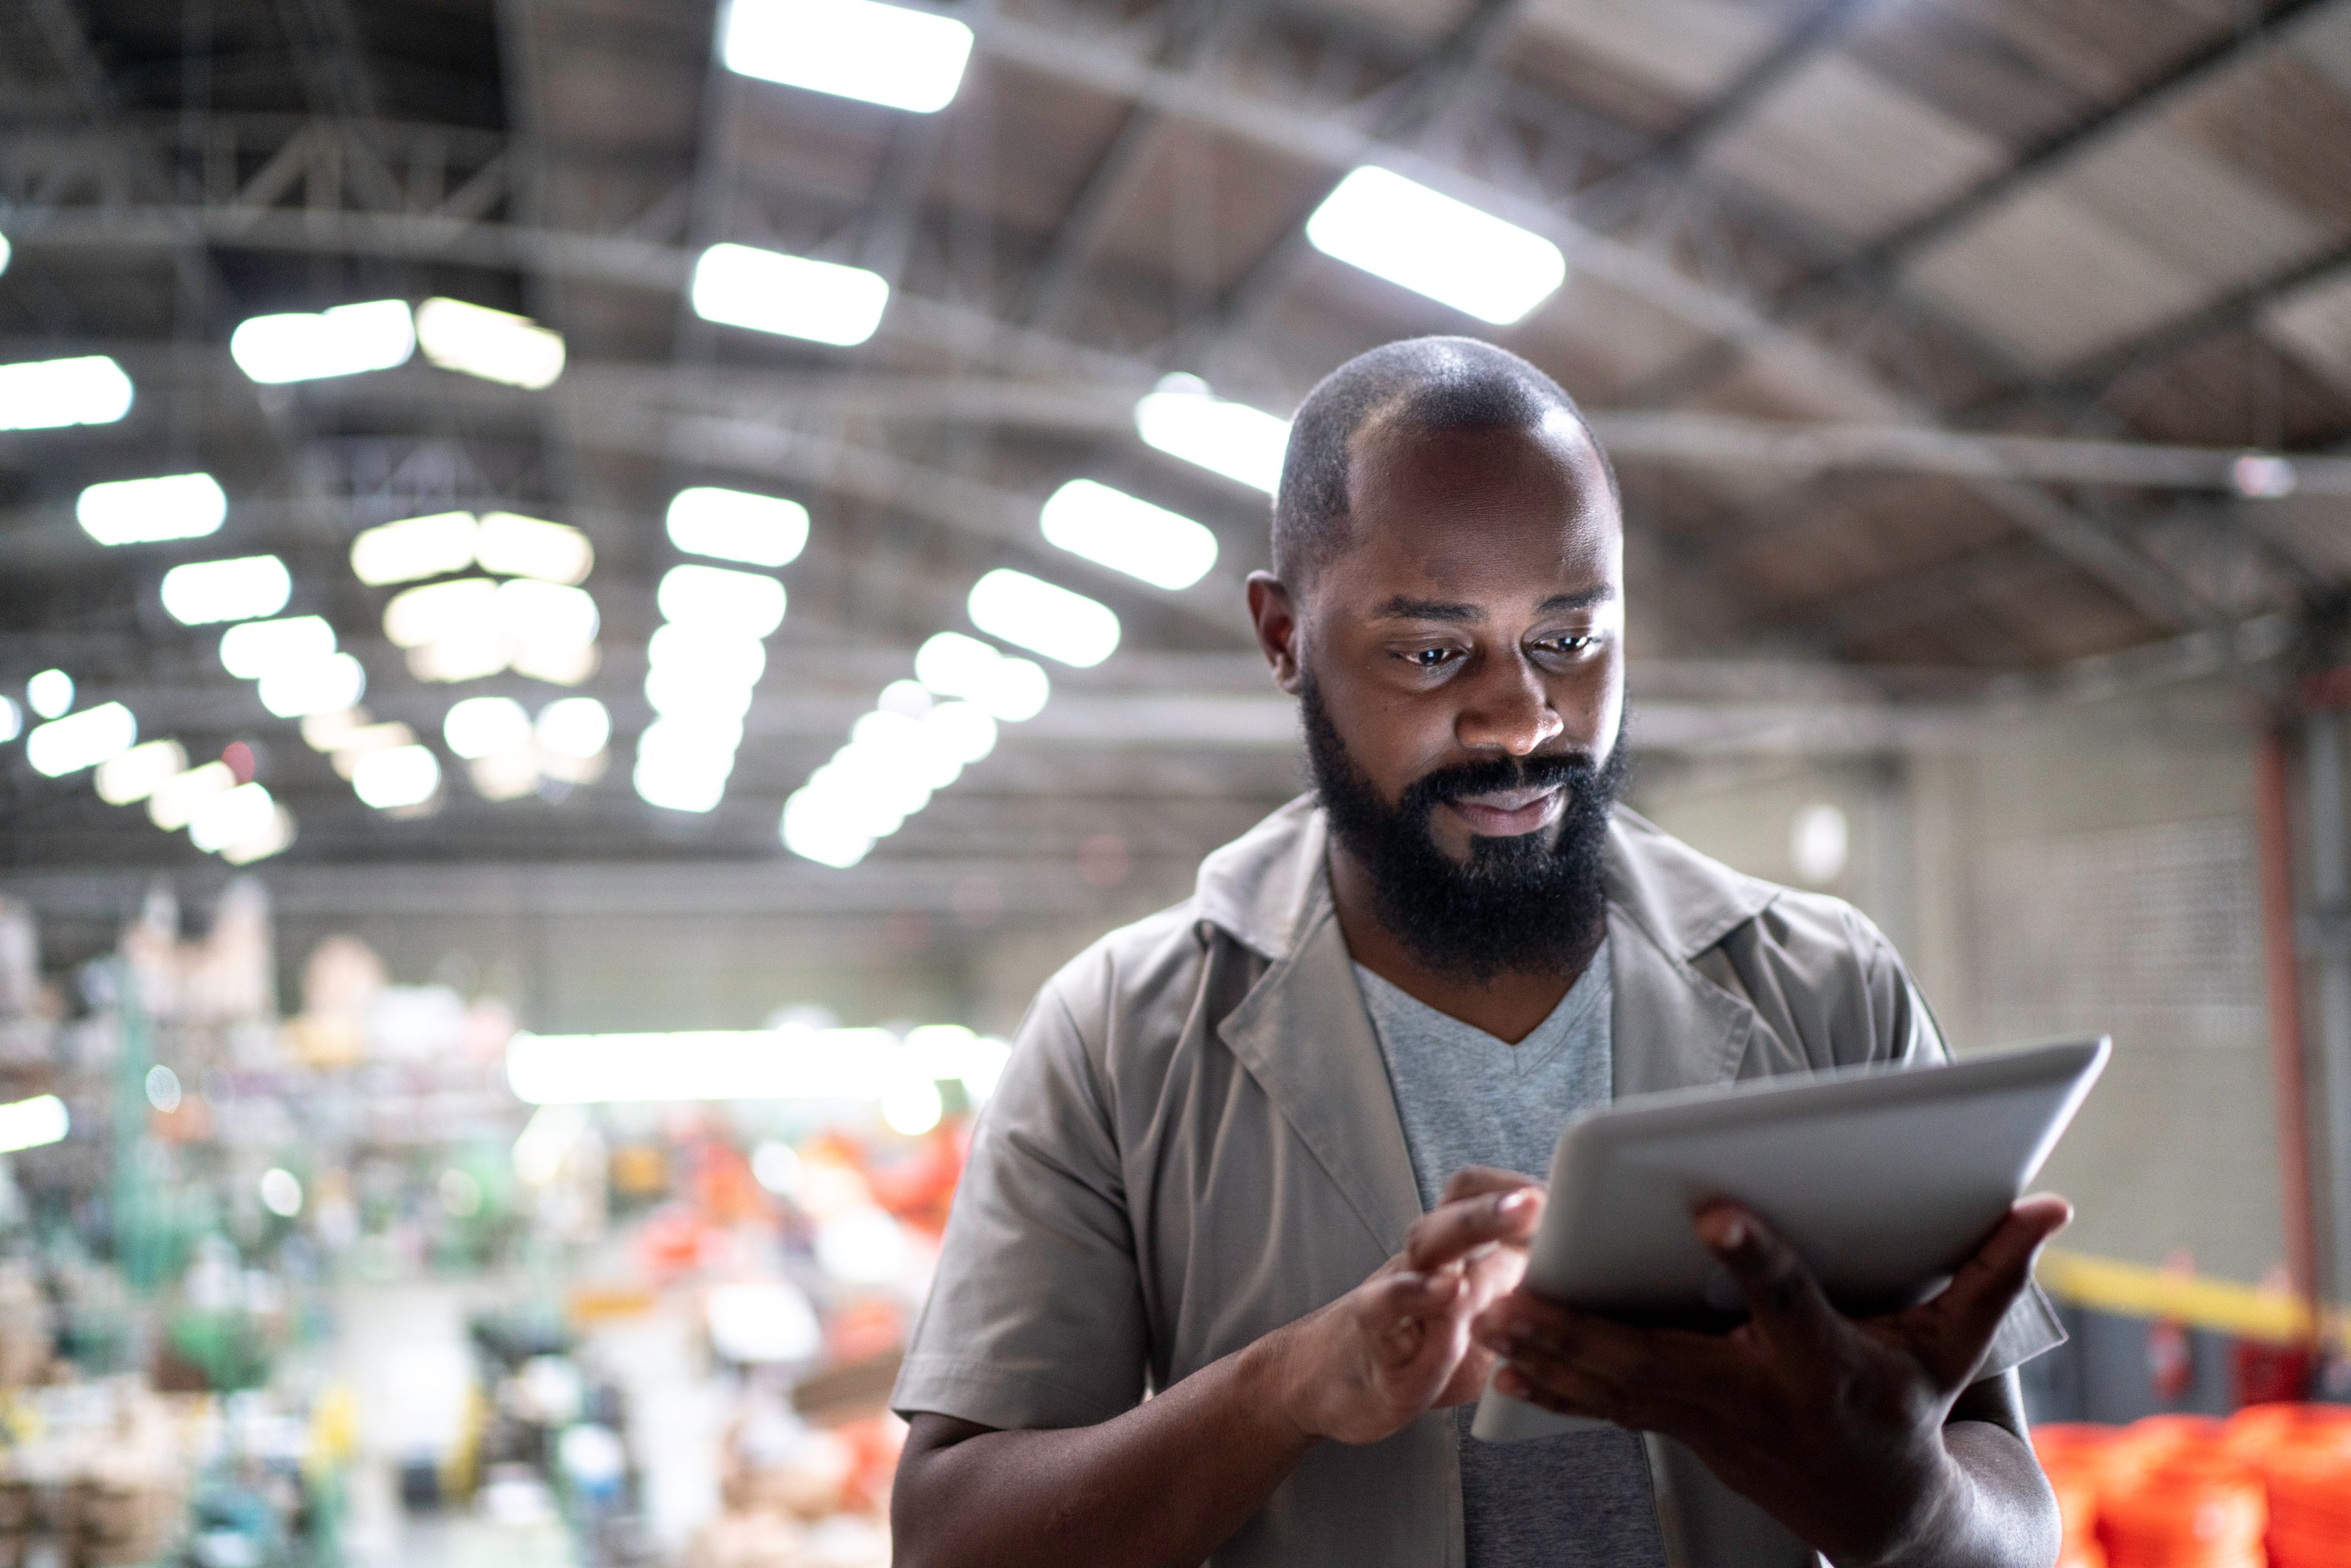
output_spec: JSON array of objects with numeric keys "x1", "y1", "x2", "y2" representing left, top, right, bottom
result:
[{"x1": 2035, "y1": 1407, "x2": 2351, "y2": 1568}]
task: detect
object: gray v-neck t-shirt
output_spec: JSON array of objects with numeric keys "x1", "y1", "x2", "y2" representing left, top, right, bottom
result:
[{"x1": 1354, "y1": 943, "x2": 1668, "y2": 1568}]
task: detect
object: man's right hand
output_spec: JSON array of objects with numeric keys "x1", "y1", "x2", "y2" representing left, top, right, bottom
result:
[{"x1": 1262, "y1": 1166, "x2": 1545, "y2": 1446}]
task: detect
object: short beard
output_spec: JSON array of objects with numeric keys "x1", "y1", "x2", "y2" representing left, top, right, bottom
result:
[{"x1": 1301, "y1": 674, "x2": 1629, "y2": 984}]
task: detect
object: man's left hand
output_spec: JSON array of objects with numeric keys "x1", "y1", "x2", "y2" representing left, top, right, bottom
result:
[{"x1": 1473, "y1": 1194, "x2": 2071, "y2": 1567}]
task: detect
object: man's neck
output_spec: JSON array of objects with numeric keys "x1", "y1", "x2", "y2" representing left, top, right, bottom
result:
[{"x1": 1326, "y1": 844, "x2": 1603, "y2": 1045}]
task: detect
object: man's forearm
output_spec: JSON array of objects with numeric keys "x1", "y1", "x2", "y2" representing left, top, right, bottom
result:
[{"x1": 893, "y1": 1333, "x2": 1317, "y2": 1568}]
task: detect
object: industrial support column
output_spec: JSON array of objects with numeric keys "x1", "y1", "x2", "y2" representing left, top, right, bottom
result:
[{"x1": 2308, "y1": 710, "x2": 2351, "y2": 1306}]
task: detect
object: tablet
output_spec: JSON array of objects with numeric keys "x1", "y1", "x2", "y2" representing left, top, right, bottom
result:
[{"x1": 1471, "y1": 1036, "x2": 2108, "y2": 1443}]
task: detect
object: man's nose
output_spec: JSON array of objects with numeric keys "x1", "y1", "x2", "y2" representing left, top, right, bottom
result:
[{"x1": 1454, "y1": 653, "x2": 1564, "y2": 757}]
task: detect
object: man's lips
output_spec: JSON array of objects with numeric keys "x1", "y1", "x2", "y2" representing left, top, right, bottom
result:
[{"x1": 1439, "y1": 786, "x2": 1564, "y2": 837}]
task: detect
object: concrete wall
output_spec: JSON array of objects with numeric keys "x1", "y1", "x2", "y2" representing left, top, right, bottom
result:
[{"x1": 1633, "y1": 682, "x2": 2291, "y2": 1288}]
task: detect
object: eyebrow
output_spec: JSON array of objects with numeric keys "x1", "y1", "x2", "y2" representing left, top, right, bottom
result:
[{"x1": 1371, "y1": 586, "x2": 1616, "y2": 622}]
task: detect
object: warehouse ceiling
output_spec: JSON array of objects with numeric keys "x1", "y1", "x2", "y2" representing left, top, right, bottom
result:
[{"x1": 5, "y1": 0, "x2": 2351, "y2": 896}]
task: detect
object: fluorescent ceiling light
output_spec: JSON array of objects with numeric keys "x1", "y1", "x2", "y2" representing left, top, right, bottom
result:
[
  {"x1": 148, "y1": 761, "x2": 234, "y2": 830},
  {"x1": 1304, "y1": 166, "x2": 1567, "y2": 326},
  {"x1": 913, "y1": 632, "x2": 1049, "y2": 722},
  {"x1": 161, "y1": 555, "x2": 291, "y2": 625},
  {"x1": 1134, "y1": 376, "x2": 1290, "y2": 494},
  {"x1": 967, "y1": 569, "x2": 1120, "y2": 667},
  {"x1": 633, "y1": 753, "x2": 730, "y2": 814},
  {"x1": 353, "y1": 744, "x2": 442, "y2": 810},
  {"x1": 477, "y1": 512, "x2": 593, "y2": 585},
  {"x1": 75, "y1": 473, "x2": 228, "y2": 546},
  {"x1": 0, "y1": 234, "x2": 9, "y2": 276},
  {"x1": 444, "y1": 696, "x2": 532, "y2": 760},
  {"x1": 722, "y1": 0, "x2": 974, "y2": 113},
  {"x1": 1040, "y1": 478, "x2": 1219, "y2": 591},
  {"x1": 321, "y1": 722, "x2": 416, "y2": 780},
  {"x1": 384, "y1": 576, "x2": 496, "y2": 648},
  {"x1": 509, "y1": 641, "x2": 598, "y2": 687},
  {"x1": 26, "y1": 669, "x2": 72, "y2": 720},
  {"x1": 96, "y1": 739, "x2": 188, "y2": 806},
  {"x1": 229, "y1": 299, "x2": 416, "y2": 384},
  {"x1": 782, "y1": 790, "x2": 876, "y2": 868},
  {"x1": 0, "y1": 698, "x2": 18, "y2": 744},
  {"x1": 691, "y1": 243, "x2": 888, "y2": 347},
  {"x1": 352, "y1": 511, "x2": 478, "y2": 585},
  {"x1": 666, "y1": 487, "x2": 809, "y2": 568},
  {"x1": 26, "y1": 703, "x2": 136, "y2": 778},
  {"x1": 658, "y1": 564, "x2": 786, "y2": 638},
  {"x1": 220, "y1": 615, "x2": 335, "y2": 679},
  {"x1": 188, "y1": 781, "x2": 276, "y2": 853},
  {"x1": 414, "y1": 297, "x2": 566, "y2": 389},
  {"x1": 0, "y1": 355, "x2": 133, "y2": 432},
  {"x1": 649, "y1": 624, "x2": 768, "y2": 689},
  {"x1": 536, "y1": 697, "x2": 610, "y2": 759},
  {"x1": 408, "y1": 631, "x2": 510, "y2": 685},
  {"x1": 220, "y1": 805, "x2": 295, "y2": 865},
  {"x1": 468, "y1": 751, "x2": 541, "y2": 802},
  {"x1": 493, "y1": 579, "x2": 599, "y2": 647},
  {"x1": 646, "y1": 666, "x2": 758, "y2": 723},
  {"x1": 925, "y1": 699, "x2": 998, "y2": 764},
  {"x1": 0, "y1": 1096, "x2": 68, "y2": 1155},
  {"x1": 258, "y1": 652, "x2": 366, "y2": 719}
]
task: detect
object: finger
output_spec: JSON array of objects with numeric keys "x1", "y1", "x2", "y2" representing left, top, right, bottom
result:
[
  {"x1": 1695, "y1": 1202, "x2": 1843, "y2": 1356},
  {"x1": 1365, "y1": 1268, "x2": 1461, "y2": 1325},
  {"x1": 1440, "y1": 1166, "x2": 1545, "y2": 1206},
  {"x1": 1405, "y1": 1186, "x2": 1542, "y2": 1273},
  {"x1": 1910, "y1": 1194, "x2": 2072, "y2": 1386}
]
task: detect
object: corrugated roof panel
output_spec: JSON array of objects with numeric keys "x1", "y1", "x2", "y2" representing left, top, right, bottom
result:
[
  {"x1": 2262, "y1": 263, "x2": 2351, "y2": 395},
  {"x1": 924, "y1": 57, "x2": 1132, "y2": 242},
  {"x1": 2103, "y1": 324, "x2": 2351, "y2": 445},
  {"x1": 2167, "y1": 46, "x2": 2351, "y2": 229},
  {"x1": 1905, "y1": 184, "x2": 2211, "y2": 368},
  {"x1": 2050, "y1": 123, "x2": 2335, "y2": 293},
  {"x1": 1306, "y1": 0, "x2": 1479, "y2": 46},
  {"x1": 2291, "y1": 0, "x2": 2351, "y2": 95},
  {"x1": 1500, "y1": 273, "x2": 1715, "y2": 400},
  {"x1": 1845, "y1": 4, "x2": 2096, "y2": 149},
  {"x1": 1701, "y1": 52, "x2": 2008, "y2": 242},
  {"x1": 1088, "y1": 122, "x2": 1334, "y2": 298},
  {"x1": 1514, "y1": 0, "x2": 1787, "y2": 105}
]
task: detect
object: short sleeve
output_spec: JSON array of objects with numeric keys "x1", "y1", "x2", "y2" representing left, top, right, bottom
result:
[{"x1": 891, "y1": 975, "x2": 1152, "y2": 1430}]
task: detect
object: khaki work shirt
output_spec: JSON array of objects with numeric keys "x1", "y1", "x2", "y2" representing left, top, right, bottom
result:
[{"x1": 893, "y1": 797, "x2": 2065, "y2": 1567}]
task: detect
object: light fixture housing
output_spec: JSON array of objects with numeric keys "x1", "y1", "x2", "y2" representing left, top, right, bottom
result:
[
  {"x1": 1304, "y1": 166, "x2": 1566, "y2": 326},
  {"x1": 75, "y1": 473, "x2": 228, "y2": 546},
  {"x1": 691, "y1": 243, "x2": 889, "y2": 347},
  {"x1": 967, "y1": 569, "x2": 1120, "y2": 668},
  {"x1": 161, "y1": 556, "x2": 292, "y2": 625},
  {"x1": 414, "y1": 296, "x2": 567, "y2": 389},
  {"x1": 666, "y1": 487, "x2": 810, "y2": 568},
  {"x1": 722, "y1": 0, "x2": 975, "y2": 113},
  {"x1": 230, "y1": 299, "x2": 416, "y2": 383},
  {"x1": 1040, "y1": 478, "x2": 1219, "y2": 591},
  {"x1": 0, "y1": 355, "x2": 133, "y2": 432}
]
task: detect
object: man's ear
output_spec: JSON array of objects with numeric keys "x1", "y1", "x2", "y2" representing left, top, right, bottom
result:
[{"x1": 1247, "y1": 573, "x2": 1305, "y2": 695}]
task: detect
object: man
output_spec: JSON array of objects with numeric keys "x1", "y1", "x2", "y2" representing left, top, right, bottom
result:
[{"x1": 889, "y1": 338, "x2": 2071, "y2": 1567}]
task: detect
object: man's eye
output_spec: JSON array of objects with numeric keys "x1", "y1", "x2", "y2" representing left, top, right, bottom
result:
[
  {"x1": 1406, "y1": 648, "x2": 1457, "y2": 670},
  {"x1": 1539, "y1": 635, "x2": 1595, "y2": 656}
]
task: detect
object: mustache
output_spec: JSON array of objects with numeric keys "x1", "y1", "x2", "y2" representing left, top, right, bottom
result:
[{"x1": 1401, "y1": 750, "x2": 1606, "y2": 815}]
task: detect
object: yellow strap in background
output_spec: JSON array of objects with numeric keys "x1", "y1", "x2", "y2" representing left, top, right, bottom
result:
[{"x1": 2036, "y1": 1248, "x2": 2351, "y2": 1351}]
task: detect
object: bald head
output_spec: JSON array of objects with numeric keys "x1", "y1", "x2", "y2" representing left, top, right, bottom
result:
[{"x1": 1270, "y1": 336, "x2": 1617, "y2": 589}]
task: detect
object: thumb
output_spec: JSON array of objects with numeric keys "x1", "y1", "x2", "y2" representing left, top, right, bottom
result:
[{"x1": 1912, "y1": 1194, "x2": 2071, "y2": 1387}]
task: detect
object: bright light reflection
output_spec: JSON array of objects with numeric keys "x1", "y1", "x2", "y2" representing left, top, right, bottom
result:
[
  {"x1": 444, "y1": 696, "x2": 532, "y2": 760},
  {"x1": 75, "y1": 473, "x2": 228, "y2": 546},
  {"x1": 188, "y1": 781, "x2": 277, "y2": 852},
  {"x1": 649, "y1": 624, "x2": 767, "y2": 688},
  {"x1": 967, "y1": 569, "x2": 1120, "y2": 667},
  {"x1": 492, "y1": 578, "x2": 600, "y2": 647},
  {"x1": 148, "y1": 762, "x2": 234, "y2": 830},
  {"x1": 1134, "y1": 375, "x2": 1291, "y2": 494},
  {"x1": 723, "y1": 0, "x2": 975, "y2": 113},
  {"x1": 666, "y1": 487, "x2": 809, "y2": 568},
  {"x1": 691, "y1": 243, "x2": 888, "y2": 347},
  {"x1": 0, "y1": 1095, "x2": 69, "y2": 1154},
  {"x1": 257, "y1": 652, "x2": 366, "y2": 719},
  {"x1": 26, "y1": 669, "x2": 72, "y2": 720},
  {"x1": 1040, "y1": 478, "x2": 1219, "y2": 590},
  {"x1": 0, "y1": 355, "x2": 133, "y2": 432},
  {"x1": 537, "y1": 697, "x2": 610, "y2": 759},
  {"x1": 385, "y1": 577, "x2": 496, "y2": 647},
  {"x1": 1304, "y1": 166, "x2": 1567, "y2": 326},
  {"x1": 230, "y1": 299, "x2": 415, "y2": 383},
  {"x1": 353, "y1": 744, "x2": 442, "y2": 809},
  {"x1": 161, "y1": 556, "x2": 291, "y2": 625}
]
